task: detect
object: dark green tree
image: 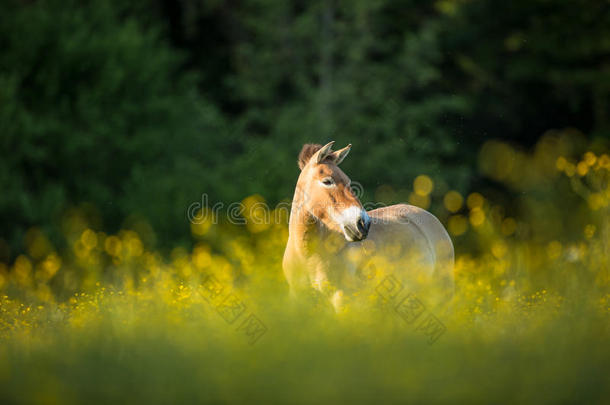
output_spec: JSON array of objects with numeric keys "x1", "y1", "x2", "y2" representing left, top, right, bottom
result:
[
  {"x1": 0, "y1": 0, "x2": 230, "y2": 256},
  {"x1": 208, "y1": 0, "x2": 473, "y2": 205}
]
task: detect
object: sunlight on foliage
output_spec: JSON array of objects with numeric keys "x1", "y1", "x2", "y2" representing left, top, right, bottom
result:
[{"x1": 0, "y1": 133, "x2": 609, "y2": 403}]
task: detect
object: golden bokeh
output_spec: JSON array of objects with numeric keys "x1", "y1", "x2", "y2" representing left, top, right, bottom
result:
[
  {"x1": 242, "y1": 194, "x2": 271, "y2": 233},
  {"x1": 190, "y1": 208, "x2": 214, "y2": 237},
  {"x1": 466, "y1": 192, "x2": 484, "y2": 210},
  {"x1": 448, "y1": 215, "x2": 468, "y2": 236},
  {"x1": 408, "y1": 192, "x2": 431, "y2": 209},
  {"x1": 443, "y1": 190, "x2": 464, "y2": 213},
  {"x1": 413, "y1": 175, "x2": 434, "y2": 196},
  {"x1": 469, "y1": 207, "x2": 485, "y2": 227}
]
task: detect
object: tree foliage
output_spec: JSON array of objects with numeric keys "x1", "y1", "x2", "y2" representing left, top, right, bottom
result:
[{"x1": 1, "y1": 0, "x2": 608, "y2": 256}]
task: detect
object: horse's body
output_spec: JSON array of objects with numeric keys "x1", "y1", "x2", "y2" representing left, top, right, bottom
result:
[{"x1": 282, "y1": 142, "x2": 454, "y2": 310}]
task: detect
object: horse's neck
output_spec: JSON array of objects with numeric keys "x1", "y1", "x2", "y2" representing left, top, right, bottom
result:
[
  {"x1": 285, "y1": 195, "x2": 355, "y2": 296},
  {"x1": 287, "y1": 206, "x2": 318, "y2": 258},
  {"x1": 287, "y1": 201, "x2": 344, "y2": 261}
]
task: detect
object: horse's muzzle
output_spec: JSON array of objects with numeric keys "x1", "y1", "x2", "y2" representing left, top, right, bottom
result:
[{"x1": 344, "y1": 215, "x2": 371, "y2": 242}]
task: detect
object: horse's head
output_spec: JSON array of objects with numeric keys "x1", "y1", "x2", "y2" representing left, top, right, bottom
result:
[{"x1": 295, "y1": 141, "x2": 371, "y2": 242}]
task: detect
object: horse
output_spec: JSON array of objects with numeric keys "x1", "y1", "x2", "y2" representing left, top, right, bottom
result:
[{"x1": 282, "y1": 141, "x2": 454, "y2": 311}]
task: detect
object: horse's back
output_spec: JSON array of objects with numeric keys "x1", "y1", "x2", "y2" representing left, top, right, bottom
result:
[{"x1": 366, "y1": 204, "x2": 455, "y2": 299}]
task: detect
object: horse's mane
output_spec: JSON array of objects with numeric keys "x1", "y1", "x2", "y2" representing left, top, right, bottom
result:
[{"x1": 298, "y1": 143, "x2": 323, "y2": 170}]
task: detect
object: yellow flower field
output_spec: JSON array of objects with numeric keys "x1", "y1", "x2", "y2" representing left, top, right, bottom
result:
[{"x1": 1, "y1": 133, "x2": 609, "y2": 404}]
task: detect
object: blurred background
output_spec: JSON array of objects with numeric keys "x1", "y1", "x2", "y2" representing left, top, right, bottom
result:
[
  {"x1": 1, "y1": 0, "x2": 609, "y2": 258},
  {"x1": 1, "y1": 2, "x2": 609, "y2": 402}
]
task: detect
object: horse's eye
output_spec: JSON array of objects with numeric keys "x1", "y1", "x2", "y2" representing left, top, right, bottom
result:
[{"x1": 321, "y1": 178, "x2": 335, "y2": 187}]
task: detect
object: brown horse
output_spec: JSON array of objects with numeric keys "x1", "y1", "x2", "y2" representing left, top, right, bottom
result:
[{"x1": 282, "y1": 141, "x2": 454, "y2": 311}]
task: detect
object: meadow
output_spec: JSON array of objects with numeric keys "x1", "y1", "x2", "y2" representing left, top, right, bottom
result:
[{"x1": 1, "y1": 133, "x2": 609, "y2": 404}]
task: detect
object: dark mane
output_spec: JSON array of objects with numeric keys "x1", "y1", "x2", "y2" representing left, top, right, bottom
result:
[{"x1": 298, "y1": 143, "x2": 322, "y2": 170}]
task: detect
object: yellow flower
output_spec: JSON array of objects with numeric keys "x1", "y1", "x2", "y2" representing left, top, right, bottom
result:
[
  {"x1": 413, "y1": 175, "x2": 434, "y2": 196},
  {"x1": 444, "y1": 190, "x2": 464, "y2": 213}
]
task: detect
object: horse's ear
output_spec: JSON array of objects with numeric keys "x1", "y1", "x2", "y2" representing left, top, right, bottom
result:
[
  {"x1": 314, "y1": 141, "x2": 335, "y2": 164},
  {"x1": 298, "y1": 141, "x2": 335, "y2": 170},
  {"x1": 330, "y1": 144, "x2": 351, "y2": 165}
]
